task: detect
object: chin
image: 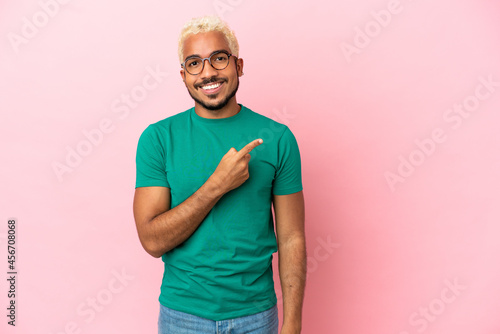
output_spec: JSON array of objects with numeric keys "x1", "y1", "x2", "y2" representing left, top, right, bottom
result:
[
  {"x1": 191, "y1": 92, "x2": 233, "y2": 111},
  {"x1": 201, "y1": 99, "x2": 229, "y2": 111},
  {"x1": 189, "y1": 79, "x2": 239, "y2": 111}
]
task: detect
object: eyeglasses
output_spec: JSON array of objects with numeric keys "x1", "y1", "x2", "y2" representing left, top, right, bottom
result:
[{"x1": 181, "y1": 50, "x2": 234, "y2": 75}]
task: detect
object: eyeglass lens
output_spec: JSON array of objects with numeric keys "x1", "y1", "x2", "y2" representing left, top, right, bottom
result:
[{"x1": 185, "y1": 52, "x2": 230, "y2": 74}]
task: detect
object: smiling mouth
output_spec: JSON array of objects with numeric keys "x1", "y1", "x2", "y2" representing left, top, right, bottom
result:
[
  {"x1": 200, "y1": 82, "x2": 222, "y2": 90},
  {"x1": 199, "y1": 81, "x2": 224, "y2": 95}
]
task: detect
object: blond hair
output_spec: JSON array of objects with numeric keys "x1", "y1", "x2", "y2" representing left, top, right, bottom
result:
[{"x1": 178, "y1": 15, "x2": 239, "y2": 64}]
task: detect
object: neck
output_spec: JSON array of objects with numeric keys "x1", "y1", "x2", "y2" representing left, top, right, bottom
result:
[{"x1": 194, "y1": 97, "x2": 240, "y2": 119}]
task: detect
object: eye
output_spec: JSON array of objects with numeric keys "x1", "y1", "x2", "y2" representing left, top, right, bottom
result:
[
  {"x1": 187, "y1": 60, "x2": 199, "y2": 67},
  {"x1": 212, "y1": 54, "x2": 228, "y2": 63}
]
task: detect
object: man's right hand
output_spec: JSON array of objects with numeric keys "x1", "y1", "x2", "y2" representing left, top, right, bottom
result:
[{"x1": 209, "y1": 138, "x2": 263, "y2": 194}]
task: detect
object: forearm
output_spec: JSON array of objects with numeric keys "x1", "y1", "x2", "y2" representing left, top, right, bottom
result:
[
  {"x1": 144, "y1": 177, "x2": 225, "y2": 257},
  {"x1": 278, "y1": 236, "x2": 307, "y2": 332}
]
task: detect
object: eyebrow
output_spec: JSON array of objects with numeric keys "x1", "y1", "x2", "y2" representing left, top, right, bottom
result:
[{"x1": 184, "y1": 49, "x2": 230, "y2": 62}]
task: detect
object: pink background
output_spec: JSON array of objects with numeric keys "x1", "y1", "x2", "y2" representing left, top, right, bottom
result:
[{"x1": 1, "y1": 0, "x2": 500, "y2": 333}]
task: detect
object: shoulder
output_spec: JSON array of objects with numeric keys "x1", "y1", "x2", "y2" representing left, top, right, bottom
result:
[
  {"x1": 151, "y1": 108, "x2": 190, "y2": 130},
  {"x1": 242, "y1": 104, "x2": 289, "y2": 135},
  {"x1": 141, "y1": 108, "x2": 191, "y2": 135}
]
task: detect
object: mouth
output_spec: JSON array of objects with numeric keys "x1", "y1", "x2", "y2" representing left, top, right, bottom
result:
[{"x1": 198, "y1": 81, "x2": 224, "y2": 95}]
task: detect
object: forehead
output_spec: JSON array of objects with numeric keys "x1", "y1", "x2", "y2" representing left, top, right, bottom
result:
[{"x1": 182, "y1": 31, "x2": 230, "y2": 60}]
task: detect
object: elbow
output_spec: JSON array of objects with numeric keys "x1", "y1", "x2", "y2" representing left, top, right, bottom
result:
[
  {"x1": 278, "y1": 234, "x2": 306, "y2": 249},
  {"x1": 136, "y1": 223, "x2": 173, "y2": 258},
  {"x1": 141, "y1": 240, "x2": 167, "y2": 258},
  {"x1": 146, "y1": 248, "x2": 164, "y2": 258}
]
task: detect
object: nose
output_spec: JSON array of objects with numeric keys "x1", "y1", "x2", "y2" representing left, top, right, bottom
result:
[{"x1": 199, "y1": 58, "x2": 218, "y2": 79}]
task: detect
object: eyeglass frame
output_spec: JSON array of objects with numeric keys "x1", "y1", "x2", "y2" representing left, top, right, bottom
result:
[{"x1": 181, "y1": 50, "x2": 236, "y2": 75}]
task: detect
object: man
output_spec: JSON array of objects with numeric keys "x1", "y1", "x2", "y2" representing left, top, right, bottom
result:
[{"x1": 133, "y1": 15, "x2": 306, "y2": 334}]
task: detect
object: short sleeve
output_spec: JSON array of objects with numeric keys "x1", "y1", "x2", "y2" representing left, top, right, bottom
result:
[
  {"x1": 272, "y1": 126, "x2": 303, "y2": 195},
  {"x1": 135, "y1": 125, "x2": 170, "y2": 188}
]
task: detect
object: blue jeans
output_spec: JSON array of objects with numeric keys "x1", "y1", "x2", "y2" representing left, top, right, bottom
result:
[{"x1": 158, "y1": 303, "x2": 279, "y2": 334}]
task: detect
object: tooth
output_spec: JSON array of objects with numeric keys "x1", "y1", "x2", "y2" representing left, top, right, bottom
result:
[{"x1": 203, "y1": 83, "x2": 220, "y2": 90}]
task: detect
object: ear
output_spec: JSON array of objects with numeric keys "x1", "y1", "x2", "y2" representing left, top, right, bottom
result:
[
  {"x1": 236, "y1": 58, "x2": 244, "y2": 77},
  {"x1": 180, "y1": 69, "x2": 185, "y2": 82}
]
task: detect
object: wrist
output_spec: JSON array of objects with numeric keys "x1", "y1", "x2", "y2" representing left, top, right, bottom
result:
[
  {"x1": 281, "y1": 321, "x2": 302, "y2": 334},
  {"x1": 206, "y1": 176, "x2": 226, "y2": 198}
]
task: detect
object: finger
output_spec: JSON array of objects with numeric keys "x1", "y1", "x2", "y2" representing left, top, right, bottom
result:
[{"x1": 237, "y1": 139, "x2": 263, "y2": 158}]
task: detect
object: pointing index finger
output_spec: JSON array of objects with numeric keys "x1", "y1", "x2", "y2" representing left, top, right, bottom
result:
[{"x1": 238, "y1": 138, "x2": 263, "y2": 157}]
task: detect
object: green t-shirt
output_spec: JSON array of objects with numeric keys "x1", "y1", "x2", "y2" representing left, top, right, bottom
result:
[{"x1": 135, "y1": 104, "x2": 302, "y2": 321}]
